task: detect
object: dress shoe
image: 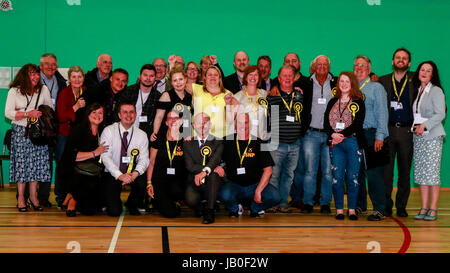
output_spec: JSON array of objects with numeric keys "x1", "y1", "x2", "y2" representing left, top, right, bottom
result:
[
  {"x1": 396, "y1": 208, "x2": 408, "y2": 217},
  {"x1": 66, "y1": 210, "x2": 77, "y2": 217},
  {"x1": 349, "y1": 214, "x2": 358, "y2": 220},
  {"x1": 203, "y1": 209, "x2": 215, "y2": 224},
  {"x1": 289, "y1": 200, "x2": 304, "y2": 209},
  {"x1": 128, "y1": 207, "x2": 141, "y2": 216},
  {"x1": 320, "y1": 205, "x2": 331, "y2": 214},
  {"x1": 384, "y1": 207, "x2": 393, "y2": 217},
  {"x1": 301, "y1": 204, "x2": 314, "y2": 214}
]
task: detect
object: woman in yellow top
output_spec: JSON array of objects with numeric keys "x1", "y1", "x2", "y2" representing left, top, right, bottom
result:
[{"x1": 192, "y1": 66, "x2": 238, "y2": 138}]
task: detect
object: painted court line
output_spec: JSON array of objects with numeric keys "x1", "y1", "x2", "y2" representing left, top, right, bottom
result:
[{"x1": 108, "y1": 211, "x2": 125, "y2": 253}]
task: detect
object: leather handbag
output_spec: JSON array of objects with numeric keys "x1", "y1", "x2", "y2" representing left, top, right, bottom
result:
[{"x1": 74, "y1": 160, "x2": 102, "y2": 177}]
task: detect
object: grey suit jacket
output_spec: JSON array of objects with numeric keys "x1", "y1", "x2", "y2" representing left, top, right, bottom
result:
[
  {"x1": 414, "y1": 84, "x2": 446, "y2": 139},
  {"x1": 183, "y1": 135, "x2": 224, "y2": 179}
]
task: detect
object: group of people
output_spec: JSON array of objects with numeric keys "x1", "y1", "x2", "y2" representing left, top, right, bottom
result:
[{"x1": 5, "y1": 48, "x2": 446, "y2": 224}]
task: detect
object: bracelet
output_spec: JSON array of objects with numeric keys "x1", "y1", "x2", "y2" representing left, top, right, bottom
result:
[
  {"x1": 146, "y1": 183, "x2": 153, "y2": 190},
  {"x1": 147, "y1": 180, "x2": 152, "y2": 185}
]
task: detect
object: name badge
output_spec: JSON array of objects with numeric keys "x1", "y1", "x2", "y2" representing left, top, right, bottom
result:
[
  {"x1": 52, "y1": 98, "x2": 56, "y2": 107},
  {"x1": 183, "y1": 119, "x2": 189, "y2": 127},
  {"x1": 167, "y1": 168, "x2": 175, "y2": 175},
  {"x1": 286, "y1": 115, "x2": 295, "y2": 122},
  {"x1": 391, "y1": 101, "x2": 403, "y2": 111},
  {"x1": 252, "y1": 119, "x2": 259, "y2": 126},
  {"x1": 139, "y1": 116, "x2": 148, "y2": 122},
  {"x1": 237, "y1": 167, "x2": 246, "y2": 175},
  {"x1": 122, "y1": 156, "x2": 131, "y2": 163},
  {"x1": 318, "y1": 98, "x2": 327, "y2": 105},
  {"x1": 336, "y1": 122, "x2": 345, "y2": 130},
  {"x1": 211, "y1": 105, "x2": 220, "y2": 113}
]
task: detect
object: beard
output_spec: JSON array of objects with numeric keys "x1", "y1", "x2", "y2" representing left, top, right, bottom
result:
[{"x1": 393, "y1": 64, "x2": 409, "y2": 72}]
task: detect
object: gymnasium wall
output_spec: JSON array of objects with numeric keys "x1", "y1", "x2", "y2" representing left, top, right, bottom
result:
[{"x1": 1, "y1": 0, "x2": 449, "y2": 186}]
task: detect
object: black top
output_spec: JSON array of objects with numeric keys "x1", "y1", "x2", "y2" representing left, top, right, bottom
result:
[
  {"x1": 156, "y1": 89, "x2": 193, "y2": 139},
  {"x1": 152, "y1": 136, "x2": 186, "y2": 181},
  {"x1": 83, "y1": 79, "x2": 122, "y2": 126},
  {"x1": 222, "y1": 134, "x2": 274, "y2": 187},
  {"x1": 323, "y1": 98, "x2": 367, "y2": 149},
  {"x1": 84, "y1": 67, "x2": 112, "y2": 88}
]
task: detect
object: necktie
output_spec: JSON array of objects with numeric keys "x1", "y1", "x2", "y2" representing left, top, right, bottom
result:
[
  {"x1": 119, "y1": 131, "x2": 129, "y2": 173},
  {"x1": 200, "y1": 139, "x2": 205, "y2": 148}
]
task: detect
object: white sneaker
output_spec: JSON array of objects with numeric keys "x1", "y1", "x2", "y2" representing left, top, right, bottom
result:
[
  {"x1": 238, "y1": 204, "x2": 244, "y2": 216},
  {"x1": 258, "y1": 210, "x2": 265, "y2": 215}
]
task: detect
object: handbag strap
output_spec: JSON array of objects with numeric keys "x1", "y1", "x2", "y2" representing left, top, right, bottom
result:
[{"x1": 33, "y1": 87, "x2": 42, "y2": 110}]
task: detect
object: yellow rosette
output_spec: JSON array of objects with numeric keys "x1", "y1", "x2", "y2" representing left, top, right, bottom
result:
[
  {"x1": 293, "y1": 102, "x2": 303, "y2": 122},
  {"x1": 174, "y1": 102, "x2": 184, "y2": 113},
  {"x1": 331, "y1": 87, "x2": 337, "y2": 97},
  {"x1": 28, "y1": 117, "x2": 38, "y2": 124},
  {"x1": 257, "y1": 97, "x2": 268, "y2": 116},
  {"x1": 348, "y1": 102, "x2": 359, "y2": 120},
  {"x1": 127, "y1": 148, "x2": 140, "y2": 173},
  {"x1": 200, "y1": 146, "x2": 212, "y2": 166}
]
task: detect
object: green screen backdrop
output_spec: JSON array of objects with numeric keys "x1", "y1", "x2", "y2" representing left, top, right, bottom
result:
[{"x1": 0, "y1": 0, "x2": 449, "y2": 186}]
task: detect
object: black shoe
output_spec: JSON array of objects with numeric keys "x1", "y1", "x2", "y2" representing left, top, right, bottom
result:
[
  {"x1": 397, "y1": 208, "x2": 408, "y2": 217},
  {"x1": 228, "y1": 211, "x2": 239, "y2": 218},
  {"x1": 289, "y1": 200, "x2": 304, "y2": 209},
  {"x1": 66, "y1": 210, "x2": 76, "y2": 217},
  {"x1": 368, "y1": 211, "x2": 385, "y2": 221},
  {"x1": 249, "y1": 211, "x2": 261, "y2": 218},
  {"x1": 203, "y1": 209, "x2": 215, "y2": 224},
  {"x1": 301, "y1": 204, "x2": 313, "y2": 214},
  {"x1": 128, "y1": 207, "x2": 141, "y2": 216},
  {"x1": 40, "y1": 200, "x2": 52, "y2": 208},
  {"x1": 349, "y1": 214, "x2": 358, "y2": 220},
  {"x1": 335, "y1": 214, "x2": 345, "y2": 220},
  {"x1": 18, "y1": 207, "x2": 28, "y2": 212},
  {"x1": 29, "y1": 201, "x2": 43, "y2": 211},
  {"x1": 320, "y1": 205, "x2": 331, "y2": 214},
  {"x1": 385, "y1": 207, "x2": 393, "y2": 217}
]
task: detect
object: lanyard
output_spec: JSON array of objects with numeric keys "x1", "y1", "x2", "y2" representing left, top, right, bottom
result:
[
  {"x1": 391, "y1": 74, "x2": 408, "y2": 102},
  {"x1": 416, "y1": 87, "x2": 426, "y2": 114},
  {"x1": 245, "y1": 90, "x2": 259, "y2": 116},
  {"x1": 280, "y1": 91, "x2": 295, "y2": 114},
  {"x1": 166, "y1": 138, "x2": 179, "y2": 168},
  {"x1": 338, "y1": 99, "x2": 351, "y2": 121},
  {"x1": 236, "y1": 135, "x2": 252, "y2": 167},
  {"x1": 24, "y1": 93, "x2": 35, "y2": 111},
  {"x1": 359, "y1": 78, "x2": 370, "y2": 90},
  {"x1": 42, "y1": 77, "x2": 55, "y2": 95},
  {"x1": 74, "y1": 87, "x2": 83, "y2": 101}
]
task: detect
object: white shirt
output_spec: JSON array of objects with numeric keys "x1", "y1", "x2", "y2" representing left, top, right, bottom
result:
[
  {"x1": 5, "y1": 86, "x2": 53, "y2": 127},
  {"x1": 100, "y1": 122, "x2": 150, "y2": 180}
]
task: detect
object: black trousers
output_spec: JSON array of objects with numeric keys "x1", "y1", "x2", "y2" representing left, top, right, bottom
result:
[
  {"x1": 153, "y1": 177, "x2": 185, "y2": 218},
  {"x1": 185, "y1": 173, "x2": 221, "y2": 211},
  {"x1": 383, "y1": 125, "x2": 413, "y2": 210},
  {"x1": 104, "y1": 172, "x2": 146, "y2": 216}
]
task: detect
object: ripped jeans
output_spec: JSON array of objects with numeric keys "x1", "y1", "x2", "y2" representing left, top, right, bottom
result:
[{"x1": 330, "y1": 137, "x2": 362, "y2": 210}]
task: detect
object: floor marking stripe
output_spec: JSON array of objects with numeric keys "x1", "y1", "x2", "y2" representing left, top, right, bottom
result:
[
  {"x1": 390, "y1": 216, "x2": 412, "y2": 253},
  {"x1": 108, "y1": 211, "x2": 125, "y2": 253}
]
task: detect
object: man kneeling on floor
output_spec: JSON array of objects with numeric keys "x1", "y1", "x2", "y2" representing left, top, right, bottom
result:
[{"x1": 218, "y1": 113, "x2": 280, "y2": 217}]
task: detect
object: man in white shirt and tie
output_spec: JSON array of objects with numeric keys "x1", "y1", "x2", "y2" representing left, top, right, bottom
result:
[{"x1": 101, "y1": 102, "x2": 149, "y2": 216}]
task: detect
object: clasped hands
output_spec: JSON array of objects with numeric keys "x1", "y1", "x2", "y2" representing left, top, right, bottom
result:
[{"x1": 118, "y1": 171, "x2": 139, "y2": 186}]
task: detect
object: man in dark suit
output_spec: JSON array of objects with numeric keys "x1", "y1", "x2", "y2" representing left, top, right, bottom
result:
[
  {"x1": 223, "y1": 51, "x2": 249, "y2": 94},
  {"x1": 257, "y1": 55, "x2": 274, "y2": 91},
  {"x1": 183, "y1": 112, "x2": 224, "y2": 224},
  {"x1": 378, "y1": 48, "x2": 416, "y2": 218}
]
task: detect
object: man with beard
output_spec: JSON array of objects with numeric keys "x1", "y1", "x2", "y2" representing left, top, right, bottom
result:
[
  {"x1": 378, "y1": 48, "x2": 416, "y2": 217},
  {"x1": 115, "y1": 64, "x2": 161, "y2": 138},
  {"x1": 223, "y1": 51, "x2": 250, "y2": 94}
]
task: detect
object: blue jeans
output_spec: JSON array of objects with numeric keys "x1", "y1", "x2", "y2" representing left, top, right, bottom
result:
[
  {"x1": 330, "y1": 137, "x2": 362, "y2": 210},
  {"x1": 54, "y1": 135, "x2": 67, "y2": 205},
  {"x1": 269, "y1": 138, "x2": 301, "y2": 206},
  {"x1": 357, "y1": 128, "x2": 386, "y2": 214},
  {"x1": 298, "y1": 130, "x2": 332, "y2": 206},
  {"x1": 218, "y1": 182, "x2": 280, "y2": 214}
]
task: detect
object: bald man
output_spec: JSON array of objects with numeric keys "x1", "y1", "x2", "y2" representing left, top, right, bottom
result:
[
  {"x1": 223, "y1": 51, "x2": 250, "y2": 94},
  {"x1": 84, "y1": 54, "x2": 113, "y2": 87}
]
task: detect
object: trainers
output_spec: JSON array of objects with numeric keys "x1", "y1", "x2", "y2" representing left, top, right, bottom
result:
[
  {"x1": 250, "y1": 211, "x2": 262, "y2": 218},
  {"x1": 278, "y1": 205, "x2": 292, "y2": 213},
  {"x1": 258, "y1": 210, "x2": 265, "y2": 215},
  {"x1": 367, "y1": 211, "x2": 385, "y2": 221},
  {"x1": 355, "y1": 207, "x2": 367, "y2": 216},
  {"x1": 301, "y1": 204, "x2": 313, "y2": 214},
  {"x1": 238, "y1": 204, "x2": 244, "y2": 216}
]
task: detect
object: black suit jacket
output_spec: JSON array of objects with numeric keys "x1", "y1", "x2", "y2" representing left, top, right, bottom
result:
[
  {"x1": 378, "y1": 71, "x2": 417, "y2": 118},
  {"x1": 223, "y1": 72, "x2": 241, "y2": 94},
  {"x1": 183, "y1": 135, "x2": 224, "y2": 183},
  {"x1": 84, "y1": 67, "x2": 112, "y2": 88},
  {"x1": 258, "y1": 78, "x2": 275, "y2": 91}
]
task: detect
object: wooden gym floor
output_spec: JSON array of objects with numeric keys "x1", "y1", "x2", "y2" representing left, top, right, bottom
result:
[{"x1": 0, "y1": 186, "x2": 449, "y2": 253}]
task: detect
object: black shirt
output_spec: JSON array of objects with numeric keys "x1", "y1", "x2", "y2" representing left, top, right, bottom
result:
[
  {"x1": 222, "y1": 134, "x2": 274, "y2": 187},
  {"x1": 152, "y1": 136, "x2": 186, "y2": 181},
  {"x1": 389, "y1": 75, "x2": 413, "y2": 124}
]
